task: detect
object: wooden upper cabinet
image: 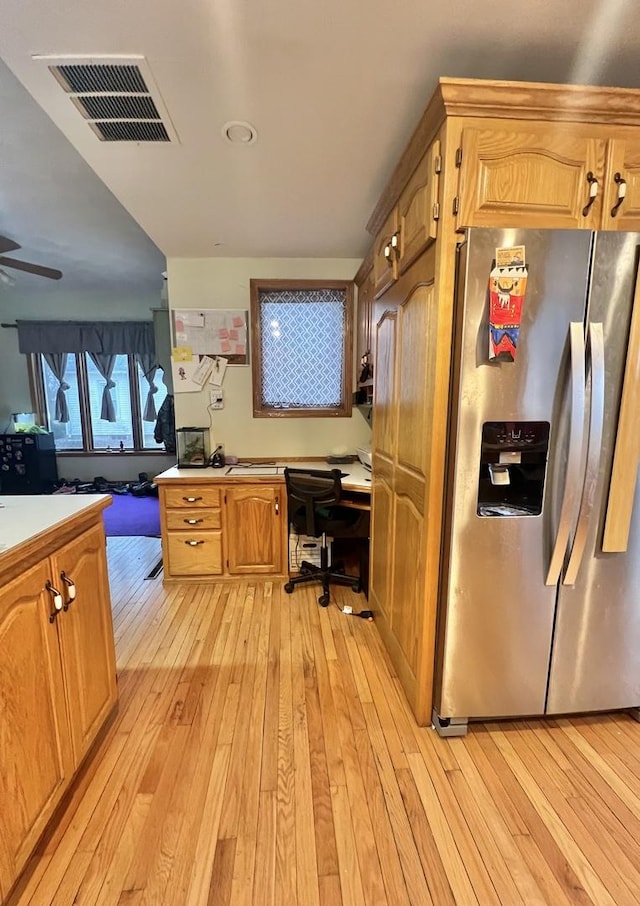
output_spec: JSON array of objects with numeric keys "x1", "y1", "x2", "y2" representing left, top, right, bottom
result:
[
  {"x1": 356, "y1": 265, "x2": 374, "y2": 364},
  {"x1": 456, "y1": 122, "x2": 607, "y2": 230},
  {"x1": 603, "y1": 132, "x2": 640, "y2": 231},
  {"x1": 373, "y1": 208, "x2": 399, "y2": 299},
  {"x1": 225, "y1": 485, "x2": 284, "y2": 574},
  {"x1": 397, "y1": 141, "x2": 440, "y2": 274},
  {"x1": 51, "y1": 525, "x2": 118, "y2": 767}
]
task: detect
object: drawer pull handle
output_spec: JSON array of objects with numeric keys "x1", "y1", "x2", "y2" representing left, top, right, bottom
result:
[
  {"x1": 611, "y1": 171, "x2": 627, "y2": 217},
  {"x1": 183, "y1": 496, "x2": 203, "y2": 503},
  {"x1": 185, "y1": 539, "x2": 204, "y2": 546},
  {"x1": 185, "y1": 518, "x2": 203, "y2": 525},
  {"x1": 582, "y1": 171, "x2": 599, "y2": 217},
  {"x1": 60, "y1": 572, "x2": 77, "y2": 611},
  {"x1": 46, "y1": 581, "x2": 64, "y2": 623}
]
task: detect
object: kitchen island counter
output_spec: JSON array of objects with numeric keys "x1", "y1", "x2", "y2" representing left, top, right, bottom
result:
[{"x1": 0, "y1": 492, "x2": 117, "y2": 902}]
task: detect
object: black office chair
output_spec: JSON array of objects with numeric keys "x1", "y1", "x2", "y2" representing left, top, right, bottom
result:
[{"x1": 283, "y1": 467, "x2": 369, "y2": 607}]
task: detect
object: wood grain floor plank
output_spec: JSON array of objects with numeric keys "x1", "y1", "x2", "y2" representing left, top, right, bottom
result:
[
  {"x1": 490, "y1": 725, "x2": 619, "y2": 906},
  {"x1": 474, "y1": 727, "x2": 594, "y2": 906},
  {"x1": 9, "y1": 539, "x2": 640, "y2": 906},
  {"x1": 406, "y1": 751, "x2": 482, "y2": 906},
  {"x1": 290, "y1": 598, "x2": 321, "y2": 906},
  {"x1": 412, "y1": 733, "x2": 500, "y2": 904},
  {"x1": 274, "y1": 596, "x2": 297, "y2": 906},
  {"x1": 298, "y1": 600, "x2": 340, "y2": 882},
  {"x1": 449, "y1": 738, "x2": 547, "y2": 904},
  {"x1": 326, "y1": 633, "x2": 387, "y2": 904}
]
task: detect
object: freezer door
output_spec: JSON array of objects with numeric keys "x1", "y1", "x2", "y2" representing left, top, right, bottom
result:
[
  {"x1": 436, "y1": 228, "x2": 592, "y2": 720},
  {"x1": 547, "y1": 231, "x2": 640, "y2": 714}
]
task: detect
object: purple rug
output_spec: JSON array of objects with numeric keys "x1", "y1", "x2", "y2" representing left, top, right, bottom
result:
[{"x1": 102, "y1": 493, "x2": 161, "y2": 537}]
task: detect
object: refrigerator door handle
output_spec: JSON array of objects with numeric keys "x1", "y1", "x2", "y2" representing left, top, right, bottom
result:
[
  {"x1": 563, "y1": 322, "x2": 605, "y2": 585},
  {"x1": 545, "y1": 322, "x2": 587, "y2": 586}
]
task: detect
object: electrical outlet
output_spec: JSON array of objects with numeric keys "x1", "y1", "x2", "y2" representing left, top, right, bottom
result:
[{"x1": 209, "y1": 388, "x2": 224, "y2": 409}]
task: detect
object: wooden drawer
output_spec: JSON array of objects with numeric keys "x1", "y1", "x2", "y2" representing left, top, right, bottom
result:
[
  {"x1": 165, "y1": 531, "x2": 223, "y2": 576},
  {"x1": 165, "y1": 508, "x2": 222, "y2": 531},
  {"x1": 164, "y1": 486, "x2": 221, "y2": 509}
]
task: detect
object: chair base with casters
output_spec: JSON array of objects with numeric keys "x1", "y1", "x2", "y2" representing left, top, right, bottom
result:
[
  {"x1": 283, "y1": 467, "x2": 369, "y2": 608},
  {"x1": 284, "y1": 531, "x2": 361, "y2": 607}
]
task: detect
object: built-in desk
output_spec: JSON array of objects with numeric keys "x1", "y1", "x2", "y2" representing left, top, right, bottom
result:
[{"x1": 155, "y1": 461, "x2": 371, "y2": 584}]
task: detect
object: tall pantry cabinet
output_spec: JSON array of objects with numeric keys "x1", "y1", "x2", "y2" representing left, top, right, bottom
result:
[{"x1": 357, "y1": 77, "x2": 640, "y2": 725}]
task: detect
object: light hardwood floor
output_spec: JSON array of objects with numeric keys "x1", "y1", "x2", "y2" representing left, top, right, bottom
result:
[{"x1": 8, "y1": 535, "x2": 640, "y2": 905}]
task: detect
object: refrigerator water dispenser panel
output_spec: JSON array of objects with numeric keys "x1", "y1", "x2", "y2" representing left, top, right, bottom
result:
[{"x1": 477, "y1": 421, "x2": 550, "y2": 516}]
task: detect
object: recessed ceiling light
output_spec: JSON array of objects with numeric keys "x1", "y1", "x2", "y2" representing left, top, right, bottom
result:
[{"x1": 222, "y1": 120, "x2": 257, "y2": 145}]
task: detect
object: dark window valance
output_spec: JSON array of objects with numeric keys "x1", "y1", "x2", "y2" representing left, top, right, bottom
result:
[{"x1": 16, "y1": 320, "x2": 155, "y2": 356}]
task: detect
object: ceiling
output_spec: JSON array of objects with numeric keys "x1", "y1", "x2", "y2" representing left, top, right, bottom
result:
[
  {"x1": 0, "y1": 58, "x2": 164, "y2": 300},
  {"x1": 1, "y1": 0, "x2": 640, "y2": 272}
]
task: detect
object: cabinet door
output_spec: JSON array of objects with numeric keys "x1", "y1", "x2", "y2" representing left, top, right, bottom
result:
[
  {"x1": 371, "y1": 310, "x2": 398, "y2": 461},
  {"x1": 373, "y1": 208, "x2": 399, "y2": 299},
  {"x1": 603, "y1": 134, "x2": 640, "y2": 231},
  {"x1": 0, "y1": 561, "x2": 73, "y2": 888},
  {"x1": 51, "y1": 524, "x2": 117, "y2": 766},
  {"x1": 368, "y1": 457, "x2": 394, "y2": 624},
  {"x1": 356, "y1": 267, "x2": 374, "y2": 365},
  {"x1": 387, "y1": 283, "x2": 433, "y2": 676},
  {"x1": 457, "y1": 123, "x2": 606, "y2": 229},
  {"x1": 226, "y1": 485, "x2": 283, "y2": 574},
  {"x1": 398, "y1": 141, "x2": 440, "y2": 273}
]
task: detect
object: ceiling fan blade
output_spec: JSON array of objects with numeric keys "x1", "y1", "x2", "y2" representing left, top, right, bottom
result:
[
  {"x1": 0, "y1": 236, "x2": 21, "y2": 254},
  {"x1": 0, "y1": 256, "x2": 62, "y2": 280}
]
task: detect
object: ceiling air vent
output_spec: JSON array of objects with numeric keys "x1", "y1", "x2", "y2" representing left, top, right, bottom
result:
[
  {"x1": 36, "y1": 55, "x2": 178, "y2": 143},
  {"x1": 92, "y1": 121, "x2": 170, "y2": 142}
]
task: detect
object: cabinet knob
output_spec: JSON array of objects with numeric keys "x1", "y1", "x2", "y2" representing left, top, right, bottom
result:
[
  {"x1": 185, "y1": 539, "x2": 204, "y2": 546},
  {"x1": 275, "y1": 496, "x2": 279, "y2": 515},
  {"x1": 60, "y1": 572, "x2": 77, "y2": 611},
  {"x1": 183, "y1": 496, "x2": 203, "y2": 503},
  {"x1": 384, "y1": 243, "x2": 393, "y2": 266},
  {"x1": 611, "y1": 172, "x2": 627, "y2": 218},
  {"x1": 582, "y1": 171, "x2": 599, "y2": 217},
  {"x1": 184, "y1": 518, "x2": 203, "y2": 524},
  {"x1": 46, "y1": 581, "x2": 64, "y2": 623}
]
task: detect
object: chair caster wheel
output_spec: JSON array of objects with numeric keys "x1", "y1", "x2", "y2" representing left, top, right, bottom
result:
[
  {"x1": 318, "y1": 593, "x2": 330, "y2": 607},
  {"x1": 352, "y1": 582, "x2": 361, "y2": 594},
  {"x1": 284, "y1": 582, "x2": 294, "y2": 594}
]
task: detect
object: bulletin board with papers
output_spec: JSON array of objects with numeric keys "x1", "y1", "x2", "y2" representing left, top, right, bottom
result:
[{"x1": 171, "y1": 309, "x2": 249, "y2": 365}]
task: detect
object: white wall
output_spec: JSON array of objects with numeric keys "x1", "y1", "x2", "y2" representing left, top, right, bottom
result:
[{"x1": 167, "y1": 257, "x2": 372, "y2": 459}]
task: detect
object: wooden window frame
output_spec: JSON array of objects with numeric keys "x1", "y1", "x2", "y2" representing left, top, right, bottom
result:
[{"x1": 250, "y1": 278, "x2": 354, "y2": 419}]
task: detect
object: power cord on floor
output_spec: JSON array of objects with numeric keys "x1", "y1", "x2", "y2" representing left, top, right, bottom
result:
[{"x1": 340, "y1": 604, "x2": 374, "y2": 621}]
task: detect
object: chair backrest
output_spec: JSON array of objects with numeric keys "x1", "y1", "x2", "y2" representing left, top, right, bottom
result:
[{"x1": 284, "y1": 467, "x2": 343, "y2": 537}]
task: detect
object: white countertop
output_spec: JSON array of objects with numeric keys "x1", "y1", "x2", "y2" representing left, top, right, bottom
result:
[
  {"x1": 155, "y1": 461, "x2": 373, "y2": 493},
  {"x1": 0, "y1": 494, "x2": 111, "y2": 556}
]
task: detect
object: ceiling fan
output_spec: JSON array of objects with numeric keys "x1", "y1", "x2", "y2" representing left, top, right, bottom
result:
[{"x1": 0, "y1": 234, "x2": 63, "y2": 282}]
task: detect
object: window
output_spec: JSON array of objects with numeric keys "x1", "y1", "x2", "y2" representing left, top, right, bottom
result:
[
  {"x1": 32, "y1": 353, "x2": 167, "y2": 453},
  {"x1": 250, "y1": 279, "x2": 353, "y2": 417}
]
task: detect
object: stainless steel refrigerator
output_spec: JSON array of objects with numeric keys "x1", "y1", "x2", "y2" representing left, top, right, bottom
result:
[{"x1": 432, "y1": 227, "x2": 640, "y2": 736}]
